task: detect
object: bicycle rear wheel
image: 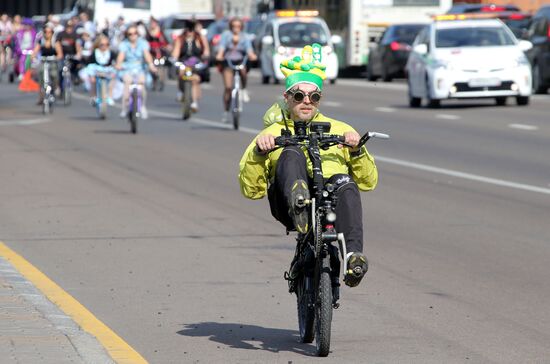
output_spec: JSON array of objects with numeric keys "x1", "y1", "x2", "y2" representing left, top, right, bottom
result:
[
  {"x1": 315, "y1": 254, "x2": 333, "y2": 356},
  {"x1": 182, "y1": 80, "x2": 191, "y2": 120},
  {"x1": 129, "y1": 88, "x2": 138, "y2": 134},
  {"x1": 232, "y1": 90, "x2": 240, "y2": 130}
]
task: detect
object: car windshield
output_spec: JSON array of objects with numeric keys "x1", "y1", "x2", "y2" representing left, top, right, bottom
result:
[
  {"x1": 435, "y1": 26, "x2": 515, "y2": 47},
  {"x1": 390, "y1": 25, "x2": 426, "y2": 44},
  {"x1": 278, "y1": 21, "x2": 328, "y2": 47}
]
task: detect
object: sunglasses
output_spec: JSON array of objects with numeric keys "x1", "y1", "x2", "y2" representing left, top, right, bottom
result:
[
  {"x1": 127, "y1": 32, "x2": 137, "y2": 36},
  {"x1": 99, "y1": 43, "x2": 109, "y2": 46},
  {"x1": 288, "y1": 89, "x2": 322, "y2": 103}
]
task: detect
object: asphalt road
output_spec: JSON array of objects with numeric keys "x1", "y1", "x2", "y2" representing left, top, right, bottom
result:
[{"x1": 1, "y1": 70, "x2": 549, "y2": 363}]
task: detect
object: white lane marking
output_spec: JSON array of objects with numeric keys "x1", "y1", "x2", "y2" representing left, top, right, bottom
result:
[
  {"x1": 377, "y1": 156, "x2": 550, "y2": 196},
  {"x1": 71, "y1": 92, "x2": 550, "y2": 196},
  {"x1": 508, "y1": 123, "x2": 539, "y2": 131},
  {"x1": 436, "y1": 114, "x2": 461, "y2": 120},
  {"x1": 375, "y1": 107, "x2": 396, "y2": 113},
  {"x1": 0, "y1": 118, "x2": 51, "y2": 126},
  {"x1": 323, "y1": 101, "x2": 341, "y2": 107}
]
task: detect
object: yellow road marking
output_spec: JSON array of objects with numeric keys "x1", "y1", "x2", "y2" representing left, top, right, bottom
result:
[{"x1": 0, "y1": 241, "x2": 148, "y2": 364}]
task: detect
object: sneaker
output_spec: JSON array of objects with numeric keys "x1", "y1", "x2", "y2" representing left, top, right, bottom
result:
[
  {"x1": 119, "y1": 110, "x2": 126, "y2": 119},
  {"x1": 140, "y1": 106, "x2": 148, "y2": 120},
  {"x1": 221, "y1": 111, "x2": 230, "y2": 123},
  {"x1": 288, "y1": 179, "x2": 310, "y2": 234},
  {"x1": 344, "y1": 252, "x2": 368, "y2": 288},
  {"x1": 190, "y1": 101, "x2": 198, "y2": 113},
  {"x1": 107, "y1": 98, "x2": 115, "y2": 106},
  {"x1": 242, "y1": 89, "x2": 250, "y2": 103}
]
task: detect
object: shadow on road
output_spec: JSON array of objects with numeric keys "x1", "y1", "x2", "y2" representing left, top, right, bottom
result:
[{"x1": 177, "y1": 322, "x2": 316, "y2": 355}]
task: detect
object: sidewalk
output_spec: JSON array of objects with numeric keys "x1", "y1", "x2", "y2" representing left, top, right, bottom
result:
[{"x1": 0, "y1": 257, "x2": 114, "y2": 364}]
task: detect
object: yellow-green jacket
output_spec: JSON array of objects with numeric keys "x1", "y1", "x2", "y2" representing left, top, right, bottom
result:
[{"x1": 238, "y1": 102, "x2": 378, "y2": 200}]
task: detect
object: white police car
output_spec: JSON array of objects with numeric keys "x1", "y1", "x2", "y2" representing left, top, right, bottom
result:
[
  {"x1": 406, "y1": 17, "x2": 533, "y2": 107},
  {"x1": 257, "y1": 10, "x2": 339, "y2": 85}
]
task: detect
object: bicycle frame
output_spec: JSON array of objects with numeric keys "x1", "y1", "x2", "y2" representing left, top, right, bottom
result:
[
  {"x1": 41, "y1": 56, "x2": 57, "y2": 114},
  {"x1": 95, "y1": 67, "x2": 114, "y2": 119},
  {"x1": 226, "y1": 56, "x2": 248, "y2": 130},
  {"x1": 276, "y1": 123, "x2": 389, "y2": 356}
]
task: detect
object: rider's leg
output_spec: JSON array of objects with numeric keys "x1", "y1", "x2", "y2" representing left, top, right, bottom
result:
[
  {"x1": 222, "y1": 67, "x2": 233, "y2": 111},
  {"x1": 326, "y1": 174, "x2": 368, "y2": 287},
  {"x1": 138, "y1": 73, "x2": 148, "y2": 118},
  {"x1": 121, "y1": 73, "x2": 132, "y2": 116},
  {"x1": 326, "y1": 174, "x2": 363, "y2": 253},
  {"x1": 268, "y1": 145, "x2": 309, "y2": 232},
  {"x1": 240, "y1": 68, "x2": 250, "y2": 102},
  {"x1": 90, "y1": 76, "x2": 97, "y2": 97},
  {"x1": 191, "y1": 75, "x2": 201, "y2": 102}
]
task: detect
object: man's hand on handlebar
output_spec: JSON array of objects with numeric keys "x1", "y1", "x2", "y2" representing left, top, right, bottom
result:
[
  {"x1": 256, "y1": 134, "x2": 276, "y2": 154},
  {"x1": 339, "y1": 131, "x2": 361, "y2": 151}
]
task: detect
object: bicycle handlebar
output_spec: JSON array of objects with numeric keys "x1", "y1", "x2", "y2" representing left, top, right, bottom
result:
[
  {"x1": 226, "y1": 55, "x2": 248, "y2": 71},
  {"x1": 273, "y1": 130, "x2": 389, "y2": 151}
]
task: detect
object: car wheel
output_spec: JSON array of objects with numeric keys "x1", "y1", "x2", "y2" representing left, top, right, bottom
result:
[
  {"x1": 262, "y1": 75, "x2": 269, "y2": 84},
  {"x1": 532, "y1": 63, "x2": 547, "y2": 94},
  {"x1": 381, "y1": 66, "x2": 392, "y2": 82},
  {"x1": 516, "y1": 96, "x2": 529, "y2": 106},
  {"x1": 408, "y1": 80, "x2": 421, "y2": 108},
  {"x1": 495, "y1": 97, "x2": 507, "y2": 106},
  {"x1": 426, "y1": 76, "x2": 441, "y2": 108},
  {"x1": 366, "y1": 63, "x2": 378, "y2": 82}
]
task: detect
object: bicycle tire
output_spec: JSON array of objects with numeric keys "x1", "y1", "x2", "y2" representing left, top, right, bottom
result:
[
  {"x1": 99, "y1": 81, "x2": 107, "y2": 119},
  {"x1": 159, "y1": 66, "x2": 165, "y2": 91},
  {"x1": 129, "y1": 88, "x2": 138, "y2": 134},
  {"x1": 182, "y1": 80, "x2": 191, "y2": 120},
  {"x1": 315, "y1": 254, "x2": 333, "y2": 357},
  {"x1": 232, "y1": 90, "x2": 240, "y2": 130},
  {"x1": 296, "y1": 273, "x2": 315, "y2": 343},
  {"x1": 63, "y1": 73, "x2": 71, "y2": 106}
]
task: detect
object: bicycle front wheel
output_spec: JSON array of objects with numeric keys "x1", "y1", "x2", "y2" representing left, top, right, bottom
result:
[
  {"x1": 129, "y1": 88, "x2": 138, "y2": 134},
  {"x1": 98, "y1": 80, "x2": 107, "y2": 119},
  {"x1": 182, "y1": 80, "x2": 191, "y2": 120},
  {"x1": 315, "y1": 254, "x2": 333, "y2": 357},
  {"x1": 63, "y1": 73, "x2": 71, "y2": 106},
  {"x1": 232, "y1": 90, "x2": 240, "y2": 130}
]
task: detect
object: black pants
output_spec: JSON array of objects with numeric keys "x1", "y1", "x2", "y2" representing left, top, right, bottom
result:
[{"x1": 267, "y1": 146, "x2": 364, "y2": 253}]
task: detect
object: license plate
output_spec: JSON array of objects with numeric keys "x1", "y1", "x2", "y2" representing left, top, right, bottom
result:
[{"x1": 468, "y1": 78, "x2": 501, "y2": 87}]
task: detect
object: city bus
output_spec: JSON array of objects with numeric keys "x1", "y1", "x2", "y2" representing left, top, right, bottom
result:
[{"x1": 285, "y1": 0, "x2": 452, "y2": 71}]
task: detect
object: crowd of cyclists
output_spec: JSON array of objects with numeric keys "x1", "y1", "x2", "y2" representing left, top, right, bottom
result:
[{"x1": 0, "y1": 11, "x2": 257, "y2": 121}]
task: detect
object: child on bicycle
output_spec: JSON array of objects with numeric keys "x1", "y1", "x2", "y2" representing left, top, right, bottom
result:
[
  {"x1": 31, "y1": 23, "x2": 63, "y2": 105},
  {"x1": 238, "y1": 44, "x2": 377, "y2": 287},
  {"x1": 115, "y1": 24, "x2": 156, "y2": 119}
]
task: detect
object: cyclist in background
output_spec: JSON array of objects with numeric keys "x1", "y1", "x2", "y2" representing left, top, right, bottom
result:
[
  {"x1": 31, "y1": 23, "x2": 63, "y2": 105},
  {"x1": 171, "y1": 20, "x2": 209, "y2": 112},
  {"x1": 81, "y1": 34, "x2": 116, "y2": 106},
  {"x1": 0, "y1": 14, "x2": 13, "y2": 75},
  {"x1": 215, "y1": 17, "x2": 256, "y2": 123},
  {"x1": 57, "y1": 20, "x2": 82, "y2": 91},
  {"x1": 146, "y1": 17, "x2": 169, "y2": 60},
  {"x1": 13, "y1": 17, "x2": 37, "y2": 81},
  {"x1": 115, "y1": 24, "x2": 156, "y2": 119}
]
